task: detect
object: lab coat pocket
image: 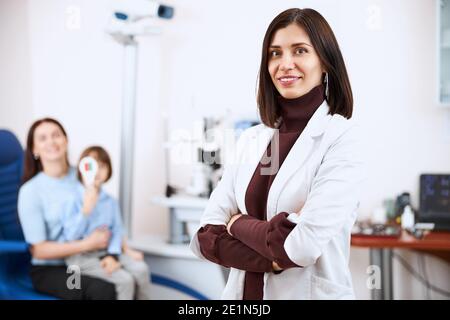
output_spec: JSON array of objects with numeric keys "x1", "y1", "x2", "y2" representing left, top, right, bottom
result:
[{"x1": 311, "y1": 275, "x2": 354, "y2": 300}]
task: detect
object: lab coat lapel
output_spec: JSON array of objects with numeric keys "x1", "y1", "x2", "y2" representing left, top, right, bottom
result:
[
  {"x1": 235, "y1": 126, "x2": 275, "y2": 215},
  {"x1": 266, "y1": 101, "x2": 332, "y2": 219}
]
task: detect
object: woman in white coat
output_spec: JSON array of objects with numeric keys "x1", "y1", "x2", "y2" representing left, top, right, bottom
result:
[{"x1": 190, "y1": 8, "x2": 365, "y2": 300}]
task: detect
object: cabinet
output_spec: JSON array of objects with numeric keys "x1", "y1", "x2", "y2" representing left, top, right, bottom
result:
[{"x1": 438, "y1": 0, "x2": 450, "y2": 106}]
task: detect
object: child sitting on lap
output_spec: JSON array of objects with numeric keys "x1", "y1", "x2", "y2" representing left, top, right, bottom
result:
[{"x1": 62, "y1": 146, "x2": 151, "y2": 300}]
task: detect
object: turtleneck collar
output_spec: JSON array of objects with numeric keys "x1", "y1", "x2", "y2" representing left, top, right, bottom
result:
[{"x1": 277, "y1": 84, "x2": 325, "y2": 133}]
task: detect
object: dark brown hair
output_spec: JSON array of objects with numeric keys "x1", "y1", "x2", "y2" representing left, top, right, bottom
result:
[
  {"x1": 77, "y1": 146, "x2": 113, "y2": 183},
  {"x1": 257, "y1": 8, "x2": 353, "y2": 127},
  {"x1": 22, "y1": 118, "x2": 69, "y2": 184}
]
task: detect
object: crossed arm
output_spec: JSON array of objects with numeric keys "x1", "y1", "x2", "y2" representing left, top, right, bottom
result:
[{"x1": 197, "y1": 212, "x2": 300, "y2": 273}]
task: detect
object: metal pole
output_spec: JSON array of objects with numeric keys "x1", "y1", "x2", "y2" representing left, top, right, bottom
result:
[
  {"x1": 382, "y1": 249, "x2": 393, "y2": 300},
  {"x1": 119, "y1": 38, "x2": 138, "y2": 239},
  {"x1": 168, "y1": 208, "x2": 186, "y2": 244},
  {"x1": 370, "y1": 248, "x2": 384, "y2": 300}
]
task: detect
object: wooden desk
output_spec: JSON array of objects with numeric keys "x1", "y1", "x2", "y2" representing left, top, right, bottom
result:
[{"x1": 351, "y1": 231, "x2": 450, "y2": 300}]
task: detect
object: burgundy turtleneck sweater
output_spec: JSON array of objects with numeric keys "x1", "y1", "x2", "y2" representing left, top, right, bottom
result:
[{"x1": 198, "y1": 84, "x2": 325, "y2": 300}]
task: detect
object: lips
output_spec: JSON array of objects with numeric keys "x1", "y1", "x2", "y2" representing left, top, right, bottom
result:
[
  {"x1": 277, "y1": 75, "x2": 302, "y2": 86},
  {"x1": 45, "y1": 147, "x2": 60, "y2": 154}
]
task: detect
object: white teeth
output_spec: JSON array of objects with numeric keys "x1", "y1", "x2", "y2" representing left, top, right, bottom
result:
[{"x1": 280, "y1": 77, "x2": 298, "y2": 82}]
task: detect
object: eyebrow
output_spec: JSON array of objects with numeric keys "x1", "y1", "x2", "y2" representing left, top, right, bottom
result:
[{"x1": 269, "y1": 42, "x2": 313, "y2": 48}]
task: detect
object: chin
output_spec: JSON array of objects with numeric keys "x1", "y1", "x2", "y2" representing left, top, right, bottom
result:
[
  {"x1": 279, "y1": 88, "x2": 309, "y2": 99},
  {"x1": 279, "y1": 89, "x2": 306, "y2": 99},
  {"x1": 44, "y1": 153, "x2": 66, "y2": 162}
]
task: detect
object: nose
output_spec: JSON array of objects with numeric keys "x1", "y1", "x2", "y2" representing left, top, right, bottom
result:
[
  {"x1": 280, "y1": 53, "x2": 295, "y2": 71},
  {"x1": 48, "y1": 137, "x2": 61, "y2": 149}
]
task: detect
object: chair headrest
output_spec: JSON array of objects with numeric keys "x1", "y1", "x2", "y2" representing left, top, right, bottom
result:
[{"x1": 0, "y1": 129, "x2": 23, "y2": 166}]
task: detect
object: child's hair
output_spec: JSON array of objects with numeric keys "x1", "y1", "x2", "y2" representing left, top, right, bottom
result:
[{"x1": 77, "y1": 146, "x2": 113, "y2": 183}]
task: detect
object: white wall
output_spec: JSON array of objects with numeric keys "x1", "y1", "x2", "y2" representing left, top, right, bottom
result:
[
  {"x1": 0, "y1": 0, "x2": 33, "y2": 143},
  {"x1": 1, "y1": 0, "x2": 449, "y2": 299}
]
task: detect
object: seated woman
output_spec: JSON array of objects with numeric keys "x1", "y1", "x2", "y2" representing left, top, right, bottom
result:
[{"x1": 18, "y1": 118, "x2": 117, "y2": 299}]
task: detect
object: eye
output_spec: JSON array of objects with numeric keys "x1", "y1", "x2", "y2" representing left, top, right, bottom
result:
[
  {"x1": 295, "y1": 47, "x2": 307, "y2": 55},
  {"x1": 53, "y1": 132, "x2": 61, "y2": 138},
  {"x1": 269, "y1": 50, "x2": 280, "y2": 58},
  {"x1": 37, "y1": 135, "x2": 46, "y2": 142}
]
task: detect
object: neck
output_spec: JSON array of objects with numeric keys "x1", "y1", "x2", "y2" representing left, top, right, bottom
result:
[
  {"x1": 42, "y1": 159, "x2": 69, "y2": 178},
  {"x1": 277, "y1": 84, "x2": 325, "y2": 133}
]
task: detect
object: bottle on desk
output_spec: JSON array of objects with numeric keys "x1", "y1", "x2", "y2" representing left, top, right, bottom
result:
[{"x1": 401, "y1": 205, "x2": 415, "y2": 231}]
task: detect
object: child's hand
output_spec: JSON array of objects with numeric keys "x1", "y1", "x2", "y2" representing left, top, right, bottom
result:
[
  {"x1": 84, "y1": 228, "x2": 111, "y2": 251},
  {"x1": 124, "y1": 247, "x2": 144, "y2": 261},
  {"x1": 82, "y1": 185, "x2": 99, "y2": 215},
  {"x1": 100, "y1": 256, "x2": 121, "y2": 275}
]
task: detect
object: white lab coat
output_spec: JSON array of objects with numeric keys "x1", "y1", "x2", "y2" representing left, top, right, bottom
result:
[{"x1": 190, "y1": 101, "x2": 365, "y2": 300}]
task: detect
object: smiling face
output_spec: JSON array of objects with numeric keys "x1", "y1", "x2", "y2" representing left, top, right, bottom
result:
[
  {"x1": 32, "y1": 122, "x2": 68, "y2": 164},
  {"x1": 268, "y1": 23, "x2": 324, "y2": 99}
]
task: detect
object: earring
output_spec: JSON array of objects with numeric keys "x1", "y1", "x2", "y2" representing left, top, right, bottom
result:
[
  {"x1": 324, "y1": 72, "x2": 329, "y2": 100},
  {"x1": 33, "y1": 154, "x2": 39, "y2": 160}
]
